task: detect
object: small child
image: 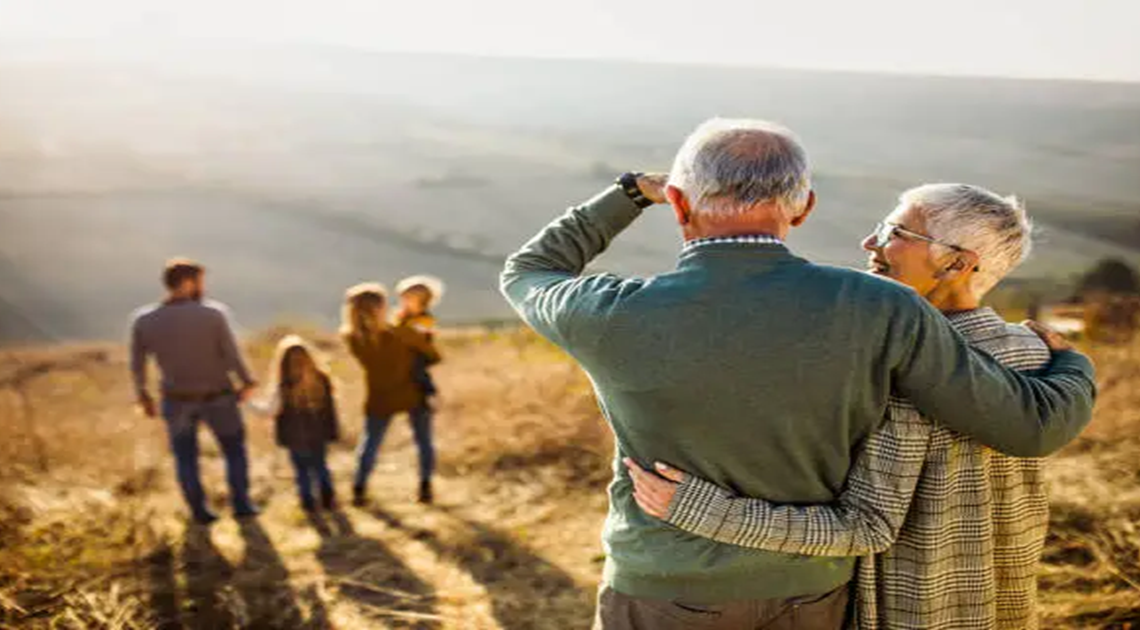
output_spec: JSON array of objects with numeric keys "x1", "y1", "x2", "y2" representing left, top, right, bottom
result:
[
  {"x1": 394, "y1": 275, "x2": 444, "y2": 406},
  {"x1": 262, "y1": 335, "x2": 341, "y2": 512}
]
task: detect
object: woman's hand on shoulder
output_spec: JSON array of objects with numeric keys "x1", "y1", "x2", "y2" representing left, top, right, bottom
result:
[{"x1": 1022, "y1": 320, "x2": 1074, "y2": 352}]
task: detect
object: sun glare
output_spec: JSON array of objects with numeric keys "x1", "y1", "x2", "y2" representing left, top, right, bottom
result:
[{"x1": 1, "y1": 0, "x2": 1138, "y2": 81}]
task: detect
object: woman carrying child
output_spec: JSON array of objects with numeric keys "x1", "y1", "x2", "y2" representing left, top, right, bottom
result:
[{"x1": 341, "y1": 282, "x2": 442, "y2": 506}]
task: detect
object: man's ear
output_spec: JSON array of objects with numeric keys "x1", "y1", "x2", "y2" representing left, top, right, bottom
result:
[
  {"x1": 789, "y1": 190, "x2": 816, "y2": 228},
  {"x1": 665, "y1": 185, "x2": 691, "y2": 226}
]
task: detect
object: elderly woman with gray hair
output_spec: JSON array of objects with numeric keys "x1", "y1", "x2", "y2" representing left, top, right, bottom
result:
[{"x1": 627, "y1": 183, "x2": 1064, "y2": 629}]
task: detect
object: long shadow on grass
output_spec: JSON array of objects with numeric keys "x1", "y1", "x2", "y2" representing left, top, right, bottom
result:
[
  {"x1": 236, "y1": 518, "x2": 313, "y2": 628},
  {"x1": 144, "y1": 540, "x2": 180, "y2": 630},
  {"x1": 314, "y1": 510, "x2": 440, "y2": 629},
  {"x1": 181, "y1": 525, "x2": 237, "y2": 629},
  {"x1": 147, "y1": 519, "x2": 328, "y2": 629},
  {"x1": 369, "y1": 505, "x2": 593, "y2": 630}
]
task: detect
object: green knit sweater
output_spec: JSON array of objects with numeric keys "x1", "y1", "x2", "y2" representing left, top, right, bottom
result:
[{"x1": 500, "y1": 186, "x2": 1096, "y2": 602}]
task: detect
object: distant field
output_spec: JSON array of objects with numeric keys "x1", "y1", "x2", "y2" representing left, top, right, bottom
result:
[{"x1": 2, "y1": 47, "x2": 1139, "y2": 343}]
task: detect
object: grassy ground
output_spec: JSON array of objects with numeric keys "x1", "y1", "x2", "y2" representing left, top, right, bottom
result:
[{"x1": 0, "y1": 326, "x2": 1138, "y2": 629}]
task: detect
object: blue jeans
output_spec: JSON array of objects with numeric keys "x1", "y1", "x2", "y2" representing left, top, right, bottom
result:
[
  {"x1": 353, "y1": 406, "x2": 435, "y2": 490},
  {"x1": 161, "y1": 395, "x2": 253, "y2": 516},
  {"x1": 289, "y1": 447, "x2": 334, "y2": 505}
]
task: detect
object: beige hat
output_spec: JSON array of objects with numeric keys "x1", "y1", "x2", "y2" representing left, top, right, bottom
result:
[{"x1": 395, "y1": 275, "x2": 445, "y2": 307}]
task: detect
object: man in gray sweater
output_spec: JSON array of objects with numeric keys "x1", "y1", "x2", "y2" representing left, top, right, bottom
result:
[
  {"x1": 130, "y1": 258, "x2": 258, "y2": 524},
  {"x1": 500, "y1": 118, "x2": 1097, "y2": 629}
]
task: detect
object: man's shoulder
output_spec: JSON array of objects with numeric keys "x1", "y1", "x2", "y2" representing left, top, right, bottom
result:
[
  {"x1": 804, "y1": 262, "x2": 898, "y2": 286},
  {"x1": 197, "y1": 299, "x2": 232, "y2": 315},
  {"x1": 135, "y1": 298, "x2": 230, "y2": 312},
  {"x1": 135, "y1": 299, "x2": 232, "y2": 326},
  {"x1": 131, "y1": 303, "x2": 162, "y2": 322},
  {"x1": 635, "y1": 263, "x2": 922, "y2": 310},
  {"x1": 185, "y1": 299, "x2": 233, "y2": 324},
  {"x1": 800, "y1": 263, "x2": 925, "y2": 306}
]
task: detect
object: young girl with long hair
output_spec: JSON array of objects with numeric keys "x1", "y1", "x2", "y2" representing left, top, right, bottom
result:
[{"x1": 263, "y1": 335, "x2": 340, "y2": 512}]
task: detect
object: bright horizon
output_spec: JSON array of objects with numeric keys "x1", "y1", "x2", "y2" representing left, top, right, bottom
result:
[{"x1": 2, "y1": 0, "x2": 1140, "y2": 83}]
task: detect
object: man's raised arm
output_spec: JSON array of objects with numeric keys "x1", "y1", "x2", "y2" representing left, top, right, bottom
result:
[
  {"x1": 894, "y1": 293, "x2": 1096, "y2": 457},
  {"x1": 500, "y1": 181, "x2": 652, "y2": 350}
]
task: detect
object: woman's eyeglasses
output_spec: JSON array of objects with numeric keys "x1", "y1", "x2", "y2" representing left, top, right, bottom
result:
[{"x1": 871, "y1": 222, "x2": 968, "y2": 252}]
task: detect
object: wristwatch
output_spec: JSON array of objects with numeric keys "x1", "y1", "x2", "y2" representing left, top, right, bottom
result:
[{"x1": 616, "y1": 172, "x2": 654, "y2": 209}]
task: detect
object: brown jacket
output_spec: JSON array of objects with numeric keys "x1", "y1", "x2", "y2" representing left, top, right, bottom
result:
[{"x1": 345, "y1": 325, "x2": 441, "y2": 418}]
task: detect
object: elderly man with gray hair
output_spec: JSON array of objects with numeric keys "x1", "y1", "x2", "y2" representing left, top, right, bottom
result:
[{"x1": 501, "y1": 118, "x2": 1096, "y2": 629}]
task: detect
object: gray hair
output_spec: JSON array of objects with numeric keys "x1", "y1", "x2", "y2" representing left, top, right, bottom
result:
[
  {"x1": 902, "y1": 183, "x2": 1033, "y2": 296},
  {"x1": 668, "y1": 118, "x2": 812, "y2": 218}
]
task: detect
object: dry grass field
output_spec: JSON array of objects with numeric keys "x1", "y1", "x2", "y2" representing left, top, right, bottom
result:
[{"x1": 0, "y1": 325, "x2": 1138, "y2": 629}]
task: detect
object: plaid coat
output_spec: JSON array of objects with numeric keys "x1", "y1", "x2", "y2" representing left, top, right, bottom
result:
[{"x1": 666, "y1": 308, "x2": 1057, "y2": 629}]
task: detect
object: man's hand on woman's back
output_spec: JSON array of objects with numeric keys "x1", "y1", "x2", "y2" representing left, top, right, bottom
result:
[{"x1": 1022, "y1": 320, "x2": 1074, "y2": 352}]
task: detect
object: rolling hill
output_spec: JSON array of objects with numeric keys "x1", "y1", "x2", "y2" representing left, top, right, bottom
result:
[{"x1": 2, "y1": 42, "x2": 1139, "y2": 344}]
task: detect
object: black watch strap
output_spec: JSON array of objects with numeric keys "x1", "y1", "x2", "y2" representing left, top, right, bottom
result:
[{"x1": 616, "y1": 172, "x2": 654, "y2": 209}]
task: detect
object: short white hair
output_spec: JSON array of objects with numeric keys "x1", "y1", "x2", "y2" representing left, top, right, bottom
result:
[
  {"x1": 902, "y1": 183, "x2": 1033, "y2": 296},
  {"x1": 668, "y1": 118, "x2": 812, "y2": 218}
]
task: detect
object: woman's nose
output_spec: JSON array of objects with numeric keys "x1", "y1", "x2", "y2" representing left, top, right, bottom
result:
[{"x1": 861, "y1": 234, "x2": 878, "y2": 252}]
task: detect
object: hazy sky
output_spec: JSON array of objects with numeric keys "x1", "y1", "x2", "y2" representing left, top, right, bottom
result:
[{"x1": 3, "y1": 0, "x2": 1139, "y2": 81}]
